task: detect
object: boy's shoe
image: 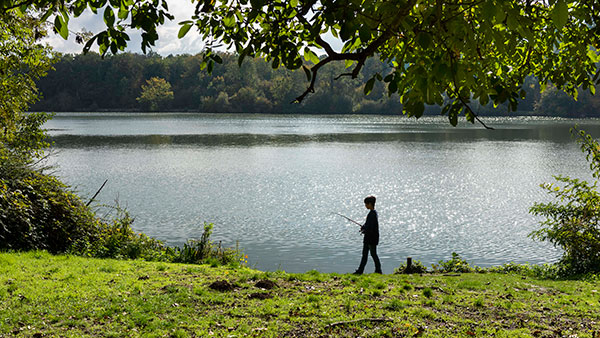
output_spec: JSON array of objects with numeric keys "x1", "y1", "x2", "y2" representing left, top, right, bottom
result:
[
  {"x1": 352, "y1": 270, "x2": 363, "y2": 275},
  {"x1": 374, "y1": 271, "x2": 383, "y2": 274}
]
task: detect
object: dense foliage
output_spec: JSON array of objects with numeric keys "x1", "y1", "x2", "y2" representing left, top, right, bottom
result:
[
  {"x1": 0, "y1": 11, "x2": 53, "y2": 169},
  {"x1": 32, "y1": 52, "x2": 599, "y2": 116},
  {"x1": 0, "y1": 11, "x2": 241, "y2": 267},
  {"x1": 5, "y1": 0, "x2": 600, "y2": 126},
  {"x1": 136, "y1": 76, "x2": 174, "y2": 111},
  {"x1": 32, "y1": 52, "x2": 407, "y2": 114},
  {"x1": 530, "y1": 128, "x2": 600, "y2": 276}
]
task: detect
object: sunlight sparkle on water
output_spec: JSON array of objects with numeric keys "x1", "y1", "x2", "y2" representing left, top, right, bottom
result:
[{"x1": 44, "y1": 114, "x2": 600, "y2": 273}]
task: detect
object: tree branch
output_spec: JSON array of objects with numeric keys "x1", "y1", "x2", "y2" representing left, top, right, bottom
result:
[
  {"x1": 444, "y1": 38, "x2": 494, "y2": 130},
  {"x1": 294, "y1": 0, "x2": 417, "y2": 103},
  {"x1": 293, "y1": 56, "x2": 334, "y2": 103},
  {"x1": 455, "y1": 92, "x2": 495, "y2": 130}
]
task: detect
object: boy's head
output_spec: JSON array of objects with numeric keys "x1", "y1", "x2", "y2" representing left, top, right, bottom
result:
[{"x1": 364, "y1": 195, "x2": 376, "y2": 209}]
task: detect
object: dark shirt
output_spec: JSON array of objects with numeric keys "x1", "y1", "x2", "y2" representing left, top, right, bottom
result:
[{"x1": 361, "y1": 209, "x2": 379, "y2": 245}]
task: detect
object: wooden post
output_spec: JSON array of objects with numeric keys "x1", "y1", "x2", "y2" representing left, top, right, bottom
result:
[{"x1": 406, "y1": 257, "x2": 412, "y2": 271}]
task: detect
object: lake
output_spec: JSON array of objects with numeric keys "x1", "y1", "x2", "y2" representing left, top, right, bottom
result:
[{"x1": 44, "y1": 113, "x2": 600, "y2": 273}]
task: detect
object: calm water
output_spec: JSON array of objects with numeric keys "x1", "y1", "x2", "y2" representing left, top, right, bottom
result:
[{"x1": 44, "y1": 113, "x2": 600, "y2": 273}]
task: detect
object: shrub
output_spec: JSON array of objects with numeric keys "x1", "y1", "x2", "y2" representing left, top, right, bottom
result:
[
  {"x1": 394, "y1": 259, "x2": 428, "y2": 274},
  {"x1": 81, "y1": 208, "x2": 174, "y2": 261},
  {"x1": 530, "y1": 127, "x2": 600, "y2": 276},
  {"x1": 173, "y1": 223, "x2": 243, "y2": 266},
  {"x1": 487, "y1": 262, "x2": 561, "y2": 279},
  {"x1": 432, "y1": 252, "x2": 479, "y2": 273},
  {"x1": 0, "y1": 167, "x2": 101, "y2": 254},
  {"x1": 0, "y1": 164, "x2": 242, "y2": 267}
]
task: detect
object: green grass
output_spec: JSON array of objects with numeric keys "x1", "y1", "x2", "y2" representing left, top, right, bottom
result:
[{"x1": 1, "y1": 251, "x2": 600, "y2": 337}]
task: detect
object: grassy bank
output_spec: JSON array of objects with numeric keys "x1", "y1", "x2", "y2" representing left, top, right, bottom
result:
[{"x1": 1, "y1": 252, "x2": 599, "y2": 337}]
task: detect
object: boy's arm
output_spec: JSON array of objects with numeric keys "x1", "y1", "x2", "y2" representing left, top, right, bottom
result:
[{"x1": 362, "y1": 212, "x2": 375, "y2": 233}]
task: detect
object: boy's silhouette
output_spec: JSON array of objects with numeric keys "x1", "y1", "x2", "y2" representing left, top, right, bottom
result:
[{"x1": 354, "y1": 195, "x2": 382, "y2": 274}]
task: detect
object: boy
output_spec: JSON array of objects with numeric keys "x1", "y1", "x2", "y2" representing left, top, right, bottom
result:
[{"x1": 354, "y1": 195, "x2": 382, "y2": 274}]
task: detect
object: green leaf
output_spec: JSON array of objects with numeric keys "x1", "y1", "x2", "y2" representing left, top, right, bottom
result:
[
  {"x1": 481, "y1": 2, "x2": 496, "y2": 23},
  {"x1": 40, "y1": 9, "x2": 53, "y2": 22},
  {"x1": 364, "y1": 77, "x2": 375, "y2": 95},
  {"x1": 359, "y1": 26, "x2": 370, "y2": 42},
  {"x1": 413, "y1": 101, "x2": 425, "y2": 118},
  {"x1": 118, "y1": 6, "x2": 129, "y2": 20},
  {"x1": 449, "y1": 111, "x2": 458, "y2": 126},
  {"x1": 178, "y1": 23, "x2": 193, "y2": 38},
  {"x1": 223, "y1": 15, "x2": 235, "y2": 28},
  {"x1": 271, "y1": 57, "x2": 280, "y2": 69},
  {"x1": 83, "y1": 35, "x2": 98, "y2": 54},
  {"x1": 303, "y1": 48, "x2": 320, "y2": 64},
  {"x1": 212, "y1": 54, "x2": 223, "y2": 64},
  {"x1": 104, "y1": 7, "x2": 115, "y2": 27},
  {"x1": 340, "y1": 22, "x2": 355, "y2": 41},
  {"x1": 54, "y1": 15, "x2": 69, "y2": 39},
  {"x1": 495, "y1": 5, "x2": 507, "y2": 23},
  {"x1": 416, "y1": 32, "x2": 432, "y2": 49},
  {"x1": 552, "y1": 0, "x2": 568, "y2": 29},
  {"x1": 447, "y1": 104, "x2": 462, "y2": 126}
]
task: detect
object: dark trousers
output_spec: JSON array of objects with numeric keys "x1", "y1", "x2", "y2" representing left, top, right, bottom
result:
[{"x1": 357, "y1": 242, "x2": 382, "y2": 273}]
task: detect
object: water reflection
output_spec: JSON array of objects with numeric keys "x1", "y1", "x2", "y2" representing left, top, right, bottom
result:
[{"x1": 48, "y1": 126, "x2": 596, "y2": 148}]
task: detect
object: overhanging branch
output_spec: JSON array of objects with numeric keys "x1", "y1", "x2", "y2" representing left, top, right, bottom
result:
[{"x1": 294, "y1": 0, "x2": 417, "y2": 103}]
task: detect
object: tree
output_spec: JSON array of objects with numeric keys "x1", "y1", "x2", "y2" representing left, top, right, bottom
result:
[
  {"x1": 530, "y1": 127, "x2": 600, "y2": 276},
  {"x1": 4, "y1": 0, "x2": 599, "y2": 126},
  {"x1": 0, "y1": 11, "x2": 100, "y2": 253},
  {"x1": 136, "y1": 77, "x2": 174, "y2": 111},
  {"x1": 0, "y1": 11, "x2": 54, "y2": 171}
]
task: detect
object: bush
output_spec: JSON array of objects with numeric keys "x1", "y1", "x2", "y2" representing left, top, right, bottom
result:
[
  {"x1": 80, "y1": 208, "x2": 174, "y2": 261},
  {"x1": 432, "y1": 252, "x2": 481, "y2": 273},
  {"x1": 487, "y1": 262, "x2": 561, "y2": 279},
  {"x1": 394, "y1": 259, "x2": 428, "y2": 274},
  {"x1": 0, "y1": 166, "x2": 100, "y2": 254},
  {"x1": 0, "y1": 161, "x2": 242, "y2": 267},
  {"x1": 530, "y1": 127, "x2": 600, "y2": 276},
  {"x1": 173, "y1": 222, "x2": 243, "y2": 266}
]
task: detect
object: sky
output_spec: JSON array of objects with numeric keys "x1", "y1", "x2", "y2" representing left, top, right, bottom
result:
[{"x1": 43, "y1": 0, "x2": 209, "y2": 55}]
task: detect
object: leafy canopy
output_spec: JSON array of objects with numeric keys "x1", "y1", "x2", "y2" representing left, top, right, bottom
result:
[
  {"x1": 3, "y1": 0, "x2": 600, "y2": 126},
  {"x1": 0, "y1": 10, "x2": 54, "y2": 170}
]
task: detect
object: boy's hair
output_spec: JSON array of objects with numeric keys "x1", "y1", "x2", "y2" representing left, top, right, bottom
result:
[{"x1": 364, "y1": 195, "x2": 376, "y2": 205}]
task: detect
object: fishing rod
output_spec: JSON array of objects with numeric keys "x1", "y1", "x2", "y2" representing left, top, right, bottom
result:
[{"x1": 333, "y1": 212, "x2": 362, "y2": 227}]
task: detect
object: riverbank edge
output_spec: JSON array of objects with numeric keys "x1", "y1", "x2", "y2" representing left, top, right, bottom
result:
[{"x1": 1, "y1": 251, "x2": 599, "y2": 337}]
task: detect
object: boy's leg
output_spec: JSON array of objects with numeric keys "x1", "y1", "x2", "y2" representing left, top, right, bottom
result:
[
  {"x1": 355, "y1": 242, "x2": 369, "y2": 274},
  {"x1": 369, "y1": 244, "x2": 382, "y2": 273}
]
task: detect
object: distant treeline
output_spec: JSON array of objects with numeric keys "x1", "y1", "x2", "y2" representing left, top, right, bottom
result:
[{"x1": 32, "y1": 52, "x2": 600, "y2": 116}]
